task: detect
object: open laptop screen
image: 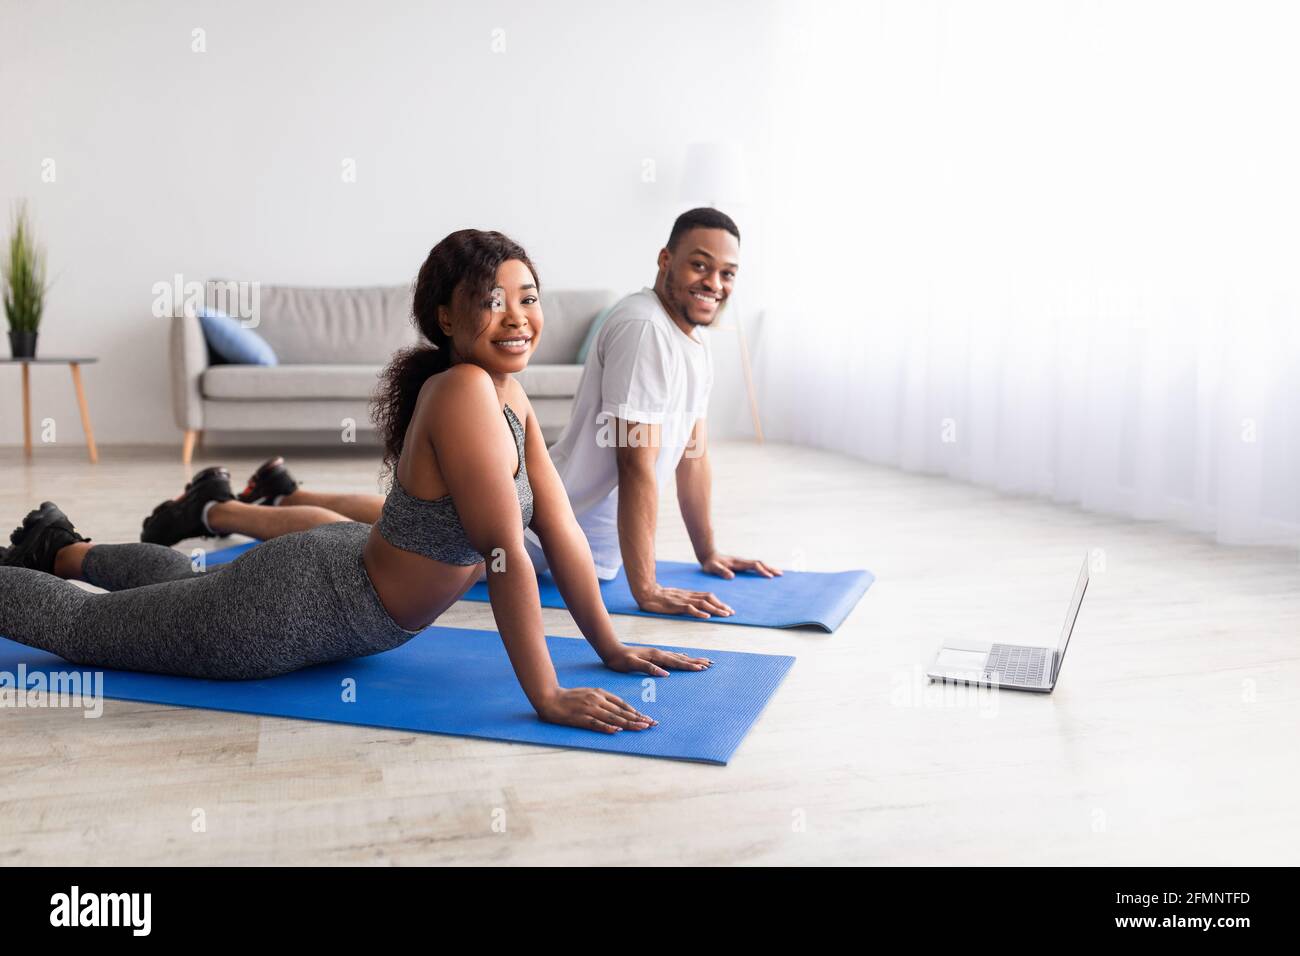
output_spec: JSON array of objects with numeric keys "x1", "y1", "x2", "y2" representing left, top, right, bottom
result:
[{"x1": 1053, "y1": 556, "x2": 1090, "y2": 679}]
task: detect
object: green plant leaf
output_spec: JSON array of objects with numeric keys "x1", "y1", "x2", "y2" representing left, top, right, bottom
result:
[{"x1": 3, "y1": 200, "x2": 49, "y2": 333}]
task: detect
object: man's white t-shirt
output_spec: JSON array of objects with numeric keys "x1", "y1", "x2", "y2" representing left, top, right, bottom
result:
[{"x1": 529, "y1": 287, "x2": 713, "y2": 579}]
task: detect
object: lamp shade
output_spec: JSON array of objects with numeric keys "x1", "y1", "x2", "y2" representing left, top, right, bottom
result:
[{"x1": 679, "y1": 141, "x2": 750, "y2": 207}]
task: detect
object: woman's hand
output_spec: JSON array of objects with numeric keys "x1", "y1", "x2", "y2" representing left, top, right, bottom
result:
[
  {"x1": 535, "y1": 687, "x2": 658, "y2": 734},
  {"x1": 601, "y1": 645, "x2": 714, "y2": 677}
]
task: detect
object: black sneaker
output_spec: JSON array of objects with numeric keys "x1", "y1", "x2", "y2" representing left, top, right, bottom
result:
[
  {"x1": 3, "y1": 502, "x2": 92, "y2": 575},
  {"x1": 187, "y1": 465, "x2": 232, "y2": 490},
  {"x1": 237, "y1": 456, "x2": 299, "y2": 505},
  {"x1": 140, "y1": 468, "x2": 236, "y2": 546}
]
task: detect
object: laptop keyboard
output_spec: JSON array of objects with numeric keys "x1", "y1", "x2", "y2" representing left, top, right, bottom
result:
[{"x1": 985, "y1": 644, "x2": 1047, "y2": 685}]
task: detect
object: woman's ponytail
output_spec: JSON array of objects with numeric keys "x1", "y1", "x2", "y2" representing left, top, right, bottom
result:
[{"x1": 372, "y1": 342, "x2": 447, "y2": 476}]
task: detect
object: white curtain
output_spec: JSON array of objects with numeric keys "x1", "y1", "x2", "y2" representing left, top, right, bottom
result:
[{"x1": 757, "y1": 0, "x2": 1300, "y2": 547}]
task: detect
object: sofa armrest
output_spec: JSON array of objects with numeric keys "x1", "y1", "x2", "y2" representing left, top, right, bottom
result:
[{"x1": 170, "y1": 313, "x2": 208, "y2": 430}]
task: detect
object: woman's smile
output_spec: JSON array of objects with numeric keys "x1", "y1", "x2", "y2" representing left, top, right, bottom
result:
[{"x1": 490, "y1": 333, "x2": 533, "y2": 354}]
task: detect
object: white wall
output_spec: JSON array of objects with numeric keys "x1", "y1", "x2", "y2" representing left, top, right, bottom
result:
[{"x1": 0, "y1": 0, "x2": 773, "y2": 445}]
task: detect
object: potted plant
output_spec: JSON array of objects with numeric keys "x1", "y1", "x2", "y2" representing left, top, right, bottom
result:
[{"x1": 3, "y1": 201, "x2": 49, "y2": 359}]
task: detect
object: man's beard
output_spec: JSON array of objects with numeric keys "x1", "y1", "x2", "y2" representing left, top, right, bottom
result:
[{"x1": 668, "y1": 280, "x2": 722, "y2": 327}]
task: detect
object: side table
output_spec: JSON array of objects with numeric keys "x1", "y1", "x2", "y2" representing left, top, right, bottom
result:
[{"x1": 1, "y1": 356, "x2": 99, "y2": 463}]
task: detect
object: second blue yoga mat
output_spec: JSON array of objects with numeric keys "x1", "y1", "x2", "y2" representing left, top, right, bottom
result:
[
  {"x1": 463, "y1": 561, "x2": 874, "y2": 633},
  {"x1": 205, "y1": 541, "x2": 872, "y2": 633},
  {"x1": 0, "y1": 628, "x2": 792, "y2": 765}
]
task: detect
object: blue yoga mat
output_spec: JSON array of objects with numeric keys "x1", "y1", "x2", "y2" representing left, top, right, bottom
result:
[
  {"x1": 464, "y1": 561, "x2": 874, "y2": 633},
  {"x1": 0, "y1": 628, "x2": 793, "y2": 764},
  {"x1": 205, "y1": 542, "x2": 872, "y2": 632}
]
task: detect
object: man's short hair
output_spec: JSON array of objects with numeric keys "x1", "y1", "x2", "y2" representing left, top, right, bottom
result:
[{"x1": 667, "y1": 207, "x2": 740, "y2": 250}]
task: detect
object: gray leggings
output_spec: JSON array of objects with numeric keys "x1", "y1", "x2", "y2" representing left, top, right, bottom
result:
[{"x1": 0, "y1": 521, "x2": 420, "y2": 680}]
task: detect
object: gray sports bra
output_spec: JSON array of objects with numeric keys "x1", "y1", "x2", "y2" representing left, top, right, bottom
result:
[{"x1": 375, "y1": 404, "x2": 534, "y2": 565}]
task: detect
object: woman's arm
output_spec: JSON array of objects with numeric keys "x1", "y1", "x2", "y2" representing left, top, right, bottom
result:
[
  {"x1": 430, "y1": 367, "x2": 657, "y2": 732},
  {"x1": 521, "y1": 398, "x2": 711, "y2": 677}
]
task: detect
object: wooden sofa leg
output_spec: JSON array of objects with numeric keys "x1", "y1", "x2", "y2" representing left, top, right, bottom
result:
[{"x1": 182, "y1": 429, "x2": 198, "y2": 465}]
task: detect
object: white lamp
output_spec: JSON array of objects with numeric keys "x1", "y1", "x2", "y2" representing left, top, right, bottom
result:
[
  {"x1": 679, "y1": 141, "x2": 751, "y2": 207},
  {"x1": 677, "y1": 141, "x2": 763, "y2": 441}
]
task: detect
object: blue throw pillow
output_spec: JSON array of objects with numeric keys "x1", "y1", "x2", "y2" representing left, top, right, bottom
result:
[
  {"x1": 575, "y1": 303, "x2": 615, "y2": 364},
  {"x1": 198, "y1": 308, "x2": 278, "y2": 365}
]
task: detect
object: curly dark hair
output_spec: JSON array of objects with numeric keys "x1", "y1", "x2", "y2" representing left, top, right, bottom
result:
[{"x1": 372, "y1": 229, "x2": 539, "y2": 475}]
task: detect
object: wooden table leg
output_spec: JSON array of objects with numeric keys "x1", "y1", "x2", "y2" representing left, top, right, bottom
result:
[
  {"x1": 21, "y1": 362, "x2": 32, "y2": 458},
  {"x1": 69, "y1": 362, "x2": 99, "y2": 464}
]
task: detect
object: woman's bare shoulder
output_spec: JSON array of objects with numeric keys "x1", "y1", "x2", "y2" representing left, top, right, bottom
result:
[
  {"x1": 415, "y1": 363, "x2": 497, "y2": 414},
  {"x1": 504, "y1": 375, "x2": 534, "y2": 424}
]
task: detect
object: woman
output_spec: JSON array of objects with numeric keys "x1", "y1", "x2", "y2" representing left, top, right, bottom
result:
[{"x1": 0, "y1": 229, "x2": 710, "y2": 734}]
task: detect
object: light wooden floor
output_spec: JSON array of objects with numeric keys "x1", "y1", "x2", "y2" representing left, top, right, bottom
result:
[{"x1": 2, "y1": 441, "x2": 1297, "y2": 865}]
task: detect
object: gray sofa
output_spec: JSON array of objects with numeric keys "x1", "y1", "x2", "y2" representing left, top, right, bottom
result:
[{"x1": 170, "y1": 282, "x2": 616, "y2": 463}]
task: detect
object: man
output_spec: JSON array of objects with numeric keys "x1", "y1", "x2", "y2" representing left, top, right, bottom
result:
[{"x1": 528, "y1": 208, "x2": 780, "y2": 619}]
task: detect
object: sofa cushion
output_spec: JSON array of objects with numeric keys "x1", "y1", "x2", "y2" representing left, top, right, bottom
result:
[
  {"x1": 513, "y1": 364, "x2": 584, "y2": 398},
  {"x1": 202, "y1": 399, "x2": 379, "y2": 432},
  {"x1": 531, "y1": 289, "x2": 619, "y2": 364},
  {"x1": 206, "y1": 363, "x2": 585, "y2": 402},
  {"x1": 207, "y1": 282, "x2": 418, "y2": 364},
  {"x1": 576, "y1": 303, "x2": 616, "y2": 364},
  {"x1": 203, "y1": 364, "x2": 383, "y2": 401},
  {"x1": 204, "y1": 282, "x2": 617, "y2": 366}
]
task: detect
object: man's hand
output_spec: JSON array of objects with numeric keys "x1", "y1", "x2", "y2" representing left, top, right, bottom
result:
[
  {"x1": 602, "y1": 644, "x2": 714, "y2": 677},
  {"x1": 699, "y1": 553, "x2": 783, "y2": 580},
  {"x1": 631, "y1": 583, "x2": 734, "y2": 619}
]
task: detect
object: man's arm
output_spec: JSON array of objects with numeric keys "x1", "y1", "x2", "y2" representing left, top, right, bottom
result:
[
  {"x1": 675, "y1": 418, "x2": 717, "y2": 563},
  {"x1": 675, "y1": 418, "x2": 783, "y2": 580},
  {"x1": 615, "y1": 418, "x2": 732, "y2": 618}
]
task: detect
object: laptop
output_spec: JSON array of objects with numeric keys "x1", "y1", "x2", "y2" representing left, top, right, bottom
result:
[{"x1": 926, "y1": 555, "x2": 1089, "y2": 693}]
